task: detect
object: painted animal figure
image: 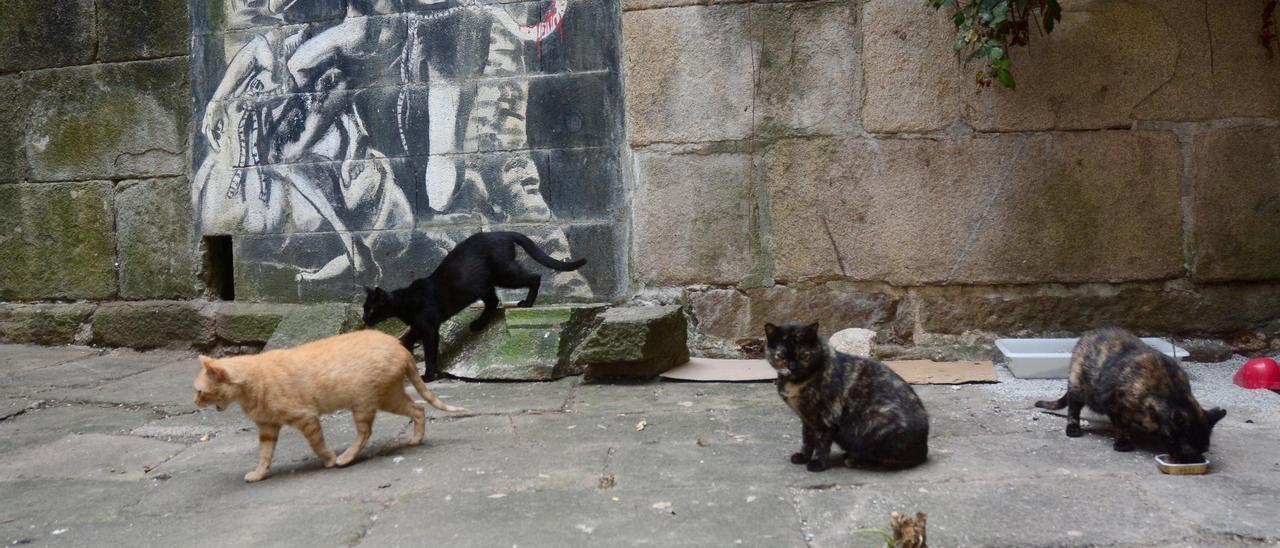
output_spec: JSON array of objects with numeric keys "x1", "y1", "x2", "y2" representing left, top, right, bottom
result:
[
  {"x1": 362, "y1": 230, "x2": 587, "y2": 380},
  {"x1": 192, "y1": 330, "x2": 463, "y2": 482},
  {"x1": 1035, "y1": 327, "x2": 1226, "y2": 463},
  {"x1": 765, "y1": 322, "x2": 930, "y2": 472}
]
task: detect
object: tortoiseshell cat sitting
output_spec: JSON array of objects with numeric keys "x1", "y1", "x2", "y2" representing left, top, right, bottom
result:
[
  {"x1": 1036, "y1": 327, "x2": 1226, "y2": 463},
  {"x1": 765, "y1": 322, "x2": 929, "y2": 472}
]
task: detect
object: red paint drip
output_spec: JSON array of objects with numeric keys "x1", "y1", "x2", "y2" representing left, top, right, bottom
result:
[{"x1": 519, "y1": 0, "x2": 566, "y2": 55}]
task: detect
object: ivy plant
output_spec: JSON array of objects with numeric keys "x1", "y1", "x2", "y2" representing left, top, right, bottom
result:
[
  {"x1": 928, "y1": 0, "x2": 1063, "y2": 90},
  {"x1": 933, "y1": 0, "x2": 1278, "y2": 90}
]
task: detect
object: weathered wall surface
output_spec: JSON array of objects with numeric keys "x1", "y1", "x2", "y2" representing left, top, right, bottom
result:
[
  {"x1": 2, "y1": 0, "x2": 1279, "y2": 354},
  {"x1": 1, "y1": 0, "x2": 196, "y2": 304},
  {"x1": 190, "y1": 0, "x2": 625, "y2": 303},
  {"x1": 623, "y1": 0, "x2": 1280, "y2": 352}
]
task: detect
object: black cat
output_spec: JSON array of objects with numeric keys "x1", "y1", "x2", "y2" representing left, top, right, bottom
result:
[
  {"x1": 362, "y1": 231, "x2": 587, "y2": 380},
  {"x1": 765, "y1": 322, "x2": 929, "y2": 472}
]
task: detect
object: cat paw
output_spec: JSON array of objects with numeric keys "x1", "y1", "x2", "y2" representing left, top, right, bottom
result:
[
  {"x1": 469, "y1": 320, "x2": 488, "y2": 332},
  {"x1": 516, "y1": 299, "x2": 534, "y2": 308},
  {"x1": 335, "y1": 453, "x2": 357, "y2": 467},
  {"x1": 407, "y1": 436, "x2": 424, "y2": 446},
  {"x1": 244, "y1": 470, "x2": 268, "y2": 482},
  {"x1": 790, "y1": 452, "x2": 809, "y2": 465},
  {"x1": 1112, "y1": 439, "x2": 1135, "y2": 452},
  {"x1": 1065, "y1": 423, "x2": 1083, "y2": 437},
  {"x1": 805, "y1": 460, "x2": 829, "y2": 473}
]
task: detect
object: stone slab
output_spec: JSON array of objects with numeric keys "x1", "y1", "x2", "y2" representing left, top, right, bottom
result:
[
  {"x1": 0, "y1": 343, "x2": 1269, "y2": 546},
  {"x1": 624, "y1": 5, "x2": 755, "y2": 145},
  {"x1": 1191, "y1": 126, "x2": 1280, "y2": 281},
  {"x1": 796, "y1": 477, "x2": 1192, "y2": 547},
  {"x1": 961, "y1": 1, "x2": 1177, "y2": 131},
  {"x1": 115, "y1": 178, "x2": 200, "y2": 299},
  {"x1": 0, "y1": 344, "x2": 100, "y2": 374},
  {"x1": 0, "y1": 303, "x2": 96, "y2": 346},
  {"x1": 57, "y1": 359, "x2": 203, "y2": 412},
  {"x1": 24, "y1": 58, "x2": 189, "y2": 182},
  {"x1": 1136, "y1": 473, "x2": 1280, "y2": 542},
  {"x1": 263, "y1": 303, "x2": 351, "y2": 350},
  {"x1": 443, "y1": 306, "x2": 604, "y2": 381},
  {"x1": 912, "y1": 283, "x2": 1280, "y2": 337},
  {"x1": 0, "y1": 433, "x2": 185, "y2": 482},
  {"x1": 632, "y1": 150, "x2": 757, "y2": 285},
  {"x1": 764, "y1": 133, "x2": 1183, "y2": 285},
  {"x1": 362, "y1": 486, "x2": 808, "y2": 547},
  {"x1": 9, "y1": 502, "x2": 382, "y2": 548},
  {"x1": 97, "y1": 0, "x2": 190, "y2": 62},
  {"x1": 213, "y1": 302, "x2": 299, "y2": 344},
  {"x1": 0, "y1": 182, "x2": 117, "y2": 300},
  {"x1": 1134, "y1": 0, "x2": 1280, "y2": 121},
  {"x1": 0, "y1": 404, "x2": 161, "y2": 456},
  {"x1": 861, "y1": 0, "x2": 960, "y2": 133},
  {"x1": 3, "y1": 348, "x2": 187, "y2": 395},
  {"x1": 754, "y1": 1, "x2": 858, "y2": 138},
  {"x1": 828, "y1": 328, "x2": 876, "y2": 357},
  {"x1": 91, "y1": 301, "x2": 214, "y2": 349},
  {"x1": 0, "y1": 0, "x2": 96, "y2": 72},
  {"x1": 0, "y1": 479, "x2": 155, "y2": 533},
  {"x1": 574, "y1": 305, "x2": 689, "y2": 380},
  {"x1": 0, "y1": 75, "x2": 28, "y2": 183}
]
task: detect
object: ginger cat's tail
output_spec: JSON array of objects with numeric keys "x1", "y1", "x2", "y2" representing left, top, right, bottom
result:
[{"x1": 404, "y1": 357, "x2": 465, "y2": 412}]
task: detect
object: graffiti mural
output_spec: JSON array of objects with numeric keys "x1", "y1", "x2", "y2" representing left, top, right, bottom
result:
[{"x1": 190, "y1": 0, "x2": 623, "y2": 301}]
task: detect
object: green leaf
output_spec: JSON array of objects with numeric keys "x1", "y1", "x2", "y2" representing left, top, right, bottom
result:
[
  {"x1": 996, "y1": 67, "x2": 1017, "y2": 89},
  {"x1": 992, "y1": 57, "x2": 1012, "y2": 69},
  {"x1": 1044, "y1": 0, "x2": 1063, "y2": 32},
  {"x1": 850, "y1": 528, "x2": 894, "y2": 548},
  {"x1": 988, "y1": 46, "x2": 1005, "y2": 61}
]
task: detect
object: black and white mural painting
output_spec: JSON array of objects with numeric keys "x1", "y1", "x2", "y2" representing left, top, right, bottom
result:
[{"x1": 190, "y1": 0, "x2": 623, "y2": 301}]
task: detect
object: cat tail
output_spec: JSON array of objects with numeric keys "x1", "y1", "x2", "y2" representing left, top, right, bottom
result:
[
  {"x1": 512, "y1": 233, "x2": 587, "y2": 271},
  {"x1": 405, "y1": 361, "x2": 465, "y2": 412},
  {"x1": 1034, "y1": 393, "x2": 1069, "y2": 410}
]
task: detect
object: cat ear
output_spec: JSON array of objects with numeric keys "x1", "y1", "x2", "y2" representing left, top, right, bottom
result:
[
  {"x1": 763, "y1": 323, "x2": 779, "y2": 340},
  {"x1": 201, "y1": 358, "x2": 227, "y2": 382},
  {"x1": 802, "y1": 322, "x2": 821, "y2": 342},
  {"x1": 1207, "y1": 407, "x2": 1226, "y2": 427}
]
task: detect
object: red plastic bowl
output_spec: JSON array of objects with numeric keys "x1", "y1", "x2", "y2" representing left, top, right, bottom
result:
[{"x1": 1233, "y1": 357, "x2": 1280, "y2": 390}]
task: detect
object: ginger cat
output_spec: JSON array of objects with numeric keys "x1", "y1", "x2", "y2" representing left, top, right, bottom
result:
[{"x1": 193, "y1": 330, "x2": 463, "y2": 482}]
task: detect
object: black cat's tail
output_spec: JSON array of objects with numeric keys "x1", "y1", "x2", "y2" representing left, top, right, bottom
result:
[
  {"x1": 1034, "y1": 393, "x2": 1069, "y2": 410},
  {"x1": 512, "y1": 233, "x2": 587, "y2": 271}
]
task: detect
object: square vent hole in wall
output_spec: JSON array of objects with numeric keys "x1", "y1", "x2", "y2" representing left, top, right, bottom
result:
[{"x1": 202, "y1": 235, "x2": 235, "y2": 300}]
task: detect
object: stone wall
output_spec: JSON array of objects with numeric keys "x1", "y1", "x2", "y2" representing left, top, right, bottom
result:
[
  {"x1": 1, "y1": 0, "x2": 196, "y2": 304},
  {"x1": 189, "y1": 0, "x2": 626, "y2": 303},
  {"x1": 623, "y1": 0, "x2": 1280, "y2": 353},
  {"x1": 2, "y1": 0, "x2": 1279, "y2": 354}
]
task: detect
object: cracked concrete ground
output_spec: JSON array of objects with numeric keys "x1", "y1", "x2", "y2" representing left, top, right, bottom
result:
[{"x1": 1, "y1": 344, "x2": 1278, "y2": 547}]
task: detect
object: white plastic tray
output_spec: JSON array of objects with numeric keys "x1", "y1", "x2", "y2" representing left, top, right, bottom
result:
[{"x1": 995, "y1": 337, "x2": 1189, "y2": 379}]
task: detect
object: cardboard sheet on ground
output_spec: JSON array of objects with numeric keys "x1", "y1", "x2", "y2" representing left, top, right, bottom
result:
[{"x1": 660, "y1": 358, "x2": 998, "y2": 384}]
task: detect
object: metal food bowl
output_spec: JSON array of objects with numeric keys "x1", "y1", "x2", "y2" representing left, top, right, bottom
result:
[{"x1": 1155, "y1": 454, "x2": 1209, "y2": 475}]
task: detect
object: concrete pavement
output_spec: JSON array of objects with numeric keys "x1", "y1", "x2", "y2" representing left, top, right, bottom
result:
[{"x1": 1, "y1": 344, "x2": 1278, "y2": 547}]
